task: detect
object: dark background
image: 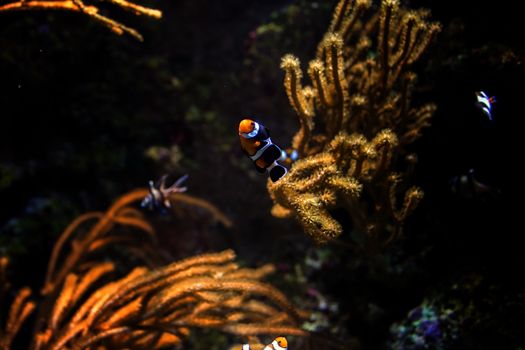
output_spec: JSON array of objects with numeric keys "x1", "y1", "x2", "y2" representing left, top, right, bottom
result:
[{"x1": 1, "y1": 0, "x2": 523, "y2": 348}]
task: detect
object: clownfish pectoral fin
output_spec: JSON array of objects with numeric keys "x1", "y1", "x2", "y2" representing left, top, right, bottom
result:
[
  {"x1": 290, "y1": 150, "x2": 299, "y2": 161},
  {"x1": 279, "y1": 150, "x2": 287, "y2": 162}
]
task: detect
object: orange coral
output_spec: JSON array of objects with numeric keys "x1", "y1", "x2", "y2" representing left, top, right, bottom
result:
[
  {"x1": 1, "y1": 189, "x2": 306, "y2": 349},
  {"x1": 42, "y1": 188, "x2": 232, "y2": 296},
  {"x1": 0, "y1": 287, "x2": 35, "y2": 350},
  {"x1": 0, "y1": 0, "x2": 162, "y2": 41},
  {"x1": 32, "y1": 250, "x2": 306, "y2": 349}
]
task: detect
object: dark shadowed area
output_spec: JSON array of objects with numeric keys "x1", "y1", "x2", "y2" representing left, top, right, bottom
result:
[{"x1": 1, "y1": 0, "x2": 523, "y2": 348}]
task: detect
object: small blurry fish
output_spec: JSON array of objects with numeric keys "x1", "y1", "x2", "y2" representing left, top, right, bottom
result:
[
  {"x1": 475, "y1": 91, "x2": 496, "y2": 120},
  {"x1": 141, "y1": 174, "x2": 188, "y2": 211},
  {"x1": 450, "y1": 169, "x2": 500, "y2": 200},
  {"x1": 242, "y1": 337, "x2": 288, "y2": 350},
  {"x1": 239, "y1": 118, "x2": 287, "y2": 182}
]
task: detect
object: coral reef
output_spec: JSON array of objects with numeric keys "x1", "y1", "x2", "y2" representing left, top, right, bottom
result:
[
  {"x1": 389, "y1": 272, "x2": 525, "y2": 350},
  {"x1": 268, "y1": 0, "x2": 441, "y2": 245},
  {"x1": 0, "y1": 189, "x2": 306, "y2": 349},
  {"x1": 389, "y1": 298, "x2": 459, "y2": 350},
  {"x1": 0, "y1": 0, "x2": 161, "y2": 40}
]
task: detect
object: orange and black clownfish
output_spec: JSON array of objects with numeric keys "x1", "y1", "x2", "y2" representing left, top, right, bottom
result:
[
  {"x1": 238, "y1": 118, "x2": 287, "y2": 182},
  {"x1": 242, "y1": 336, "x2": 288, "y2": 350}
]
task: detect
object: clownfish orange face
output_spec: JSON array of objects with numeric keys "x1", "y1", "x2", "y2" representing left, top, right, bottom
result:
[
  {"x1": 239, "y1": 119, "x2": 259, "y2": 138},
  {"x1": 275, "y1": 337, "x2": 287, "y2": 348}
]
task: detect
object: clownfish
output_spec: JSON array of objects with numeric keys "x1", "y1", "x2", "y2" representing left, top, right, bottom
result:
[
  {"x1": 239, "y1": 119, "x2": 287, "y2": 182},
  {"x1": 141, "y1": 174, "x2": 188, "y2": 211},
  {"x1": 475, "y1": 91, "x2": 496, "y2": 121},
  {"x1": 242, "y1": 337, "x2": 288, "y2": 350}
]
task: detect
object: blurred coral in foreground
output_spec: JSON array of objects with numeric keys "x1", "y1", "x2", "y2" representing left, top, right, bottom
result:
[
  {"x1": 268, "y1": 0, "x2": 441, "y2": 245},
  {"x1": 0, "y1": 189, "x2": 306, "y2": 349},
  {"x1": 0, "y1": 0, "x2": 162, "y2": 40}
]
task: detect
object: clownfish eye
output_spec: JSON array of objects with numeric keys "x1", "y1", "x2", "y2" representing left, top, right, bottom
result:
[{"x1": 276, "y1": 337, "x2": 287, "y2": 347}]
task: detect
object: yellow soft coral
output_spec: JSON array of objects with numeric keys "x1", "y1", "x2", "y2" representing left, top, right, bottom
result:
[{"x1": 269, "y1": 0, "x2": 440, "y2": 245}]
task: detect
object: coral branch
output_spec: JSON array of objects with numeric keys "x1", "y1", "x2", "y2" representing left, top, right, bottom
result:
[
  {"x1": 0, "y1": 0, "x2": 162, "y2": 41},
  {"x1": 269, "y1": 0, "x2": 440, "y2": 246},
  {"x1": 1, "y1": 286, "x2": 35, "y2": 350},
  {"x1": 42, "y1": 188, "x2": 231, "y2": 296},
  {"x1": 281, "y1": 55, "x2": 315, "y2": 155},
  {"x1": 38, "y1": 249, "x2": 306, "y2": 349},
  {"x1": 0, "y1": 188, "x2": 305, "y2": 349}
]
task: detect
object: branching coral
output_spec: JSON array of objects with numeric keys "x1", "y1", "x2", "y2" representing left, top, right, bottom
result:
[
  {"x1": 42, "y1": 188, "x2": 232, "y2": 296},
  {"x1": 269, "y1": 0, "x2": 440, "y2": 245},
  {"x1": 1, "y1": 189, "x2": 305, "y2": 349},
  {"x1": 33, "y1": 250, "x2": 305, "y2": 349},
  {"x1": 0, "y1": 0, "x2": 162, "y2": 41},
  {"x1": 1, "y1": 259, "x2": 35, "y2": 350}
]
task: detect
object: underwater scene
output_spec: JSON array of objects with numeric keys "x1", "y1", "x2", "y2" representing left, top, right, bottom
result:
[{"x1": 0, "y1": 0, "x2": 522, "y2": 348}]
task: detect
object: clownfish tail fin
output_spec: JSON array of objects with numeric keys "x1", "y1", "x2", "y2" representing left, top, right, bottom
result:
[{"x1": 269, "y1": 163, "x2": 287, "y2": 182}]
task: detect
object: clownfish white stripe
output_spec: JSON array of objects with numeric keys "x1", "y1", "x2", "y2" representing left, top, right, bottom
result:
[
  {"x1": 248, "y1": 137, "x2": 272, "y2": 161},
  {"x1": 266, "y1": 161, "x2": 279, "y2": 172}
]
